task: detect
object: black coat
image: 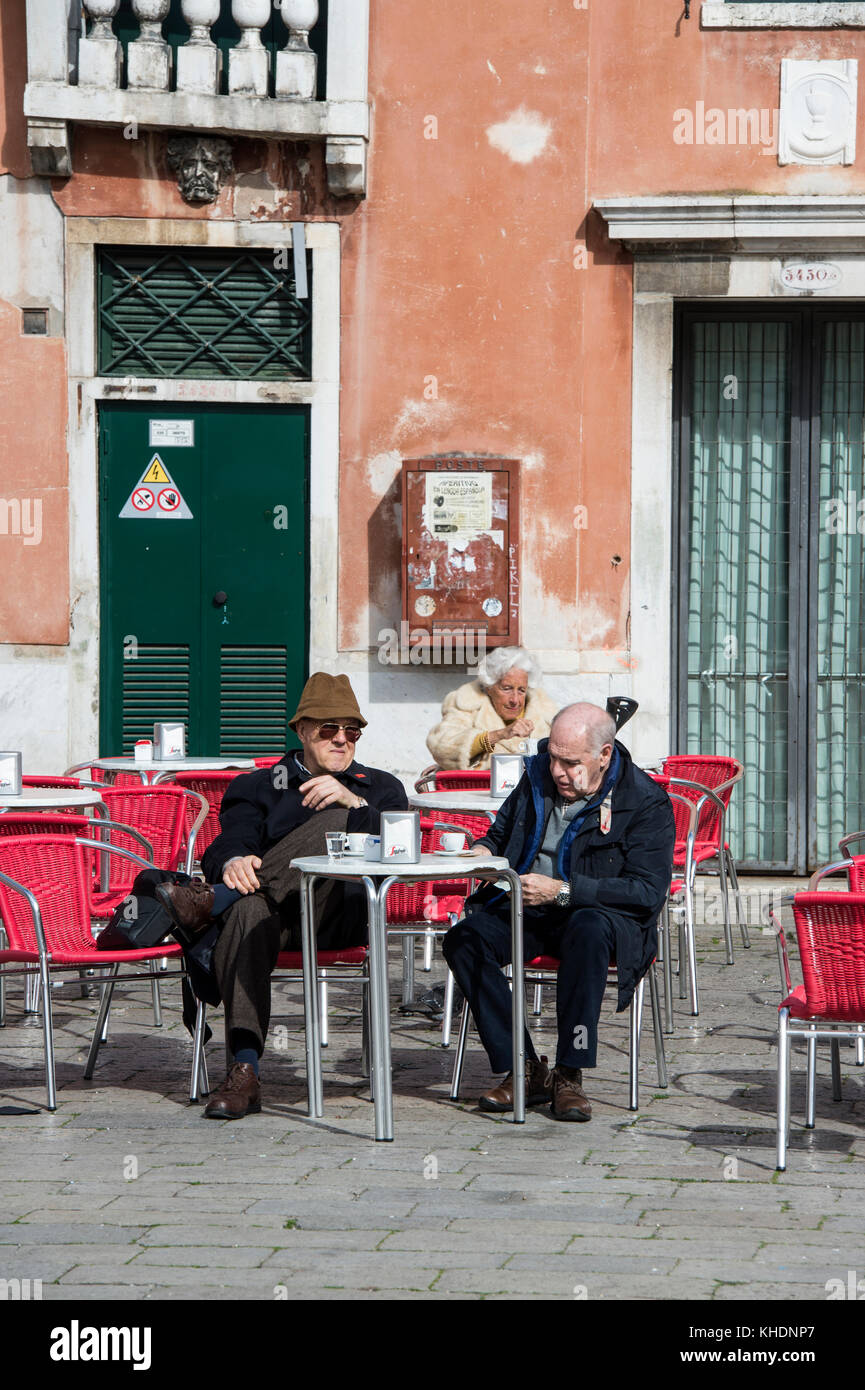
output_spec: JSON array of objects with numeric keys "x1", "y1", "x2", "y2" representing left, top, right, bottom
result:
[
  {"x1": 471, "y1": 739, "x2": 675, "y2": 1010},
  {"x1": 202, "y1": 753, "x2": 408, "y2": 883}
]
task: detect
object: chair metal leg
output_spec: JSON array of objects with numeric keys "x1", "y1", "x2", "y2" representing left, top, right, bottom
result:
[
  {"x1": 717, "y1": 856, "x2": 734, "y2": 966},
  {"x1": 84, "y1": 964, "x2": 119, "y2": 1080},
  {"x1": 856, "y1": 1025, "x2": 864, "y2": 1067},
  {"x1": 189, "y1": 999, "x2": 208, "y2": 1102},
  {"x1": 628, "y1": 977, "x2": 644, "y2": 1111},
  {"x1": 151, "y1": 976, "x2": 163, "y2": 1028},
  {"x1": 449, "y1": 999, "x2": 471, "y2": 1101},
  {"x1": 805, "y1": 1031, "x2": 817, "y2": 1129},
  {"x1": 661, "y1": 901, "x2": 674, "y2": 1034},
  {"x1": 726, "y1": 850, "x2": 750, "y2": 949},
  {"x1": 648, "y1": 965, "x2": 668, "y2": 1088},
  {"x1": 678, "y1": 913, "x2": 687, "y2": 1000},
  {"x1": 40, "y1": 955, "x2": 57, "y2": 1111},
  {"x1": 776, "y1": 1007, "x2": 790, "y2": 1171},
  {"x1": 683, "y1": 875, "x2": 699, "y2": 1015},
  {"x1": 319, "y1": 970, "x2": 329, "y2": 1048},
  {"x1": 532, "y1": 981, "x2": 543, "y2": 1017},
  {"x1": 361, "y1": 971, "x2": 371, "y2": 1082},
  {"x1": 401, "y1": 937, "x2": 415, "y2": 1005},
  {"x1": 0, "y1": 925, "x2": 7, "y2": 1027},
  {"x1": 25, "y1": 968, "x2": 40, "y2": 1013},
  {"x1": 441, "y1": 968, "x2": 456, "y2": 1048},
  {"x1": 422, "y1": 927, "x2": 434, "y2": 973},
  {"x1": 830, "y1": 1037, "x2": 842, "y2": 1101}
]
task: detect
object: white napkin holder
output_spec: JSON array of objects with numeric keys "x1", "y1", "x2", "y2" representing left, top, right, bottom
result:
[
  {"x1": 379, "y1": 811, "x2": 421, "y2": 864},
  {"x1": 491, "y1": 753, "x2": 524, "y2": 798},
  {"x1": 154, "y1": 723, "x2": 185, "y2": 760},
  {"x1": 0, "y1": 751, "x2": 22, "y2": 795}
]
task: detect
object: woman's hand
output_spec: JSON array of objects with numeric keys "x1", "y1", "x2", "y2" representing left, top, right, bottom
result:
[{"x1": 490, "y1": 717, "x2": 534, "y2": 747}]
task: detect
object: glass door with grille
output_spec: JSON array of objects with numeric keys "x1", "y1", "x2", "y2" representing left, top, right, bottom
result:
[
  {"x1": 98, "y1": 401, "x2": 309, "y2": 757},
  {"x1": 675, "y1": 307, "x2": 865, "y2": 872}
]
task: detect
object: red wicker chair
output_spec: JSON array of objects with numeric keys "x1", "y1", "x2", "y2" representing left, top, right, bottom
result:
[
  {"x1": 385, "y1": 816, "x2": 481, "y2": 1044},
  {"x1": 87, "y1": 786, "x2": 207, "y2": 919},
  {"x1": 171, "y1": 770, "x2": 244, "y2": 867},
  {"x1": 0, "y1": 834, "x2": 208, "y2": 1109},
  {"x1": 771, "y1": 891, "x2": 865, "y2": 1169},
  {"x1": 661, "y1": 755, "x2": 747, "y2": 960}
]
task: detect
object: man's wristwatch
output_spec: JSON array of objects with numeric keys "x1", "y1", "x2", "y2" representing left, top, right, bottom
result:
[
  {"x1": 553, "y1": 883, "x2": 571, "y2": 908},
  {"x1": 353, "y1": 796, "x2": 368, "y2": 809}
]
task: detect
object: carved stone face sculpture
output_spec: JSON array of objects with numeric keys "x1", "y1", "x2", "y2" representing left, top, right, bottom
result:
[{"x1": 166, "y1": 135, "x2": 233, "y2": 204}]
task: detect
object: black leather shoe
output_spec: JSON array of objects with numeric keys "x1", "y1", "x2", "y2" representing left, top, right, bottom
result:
[{"x1": 203, "y1": 1063, "x2": 261, "y2": 1120}]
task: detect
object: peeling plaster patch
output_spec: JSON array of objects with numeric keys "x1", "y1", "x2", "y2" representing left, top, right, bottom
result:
[
  {"x1": 487, "y1": 59, "x2": 502, "y2": 83},
  {"x1": 393, "y1": 397, "x2": 458, "y2": 437},
  {"x1": 486, "y1": 107, "x2": 552, "y2": 165},
  {"x1": 366, "y1": 449, "x2": 402, "y2": 495},
  {"x1": 520, "y1": 452, "x2": 545, "y2": 470},
  {"x1": 578, "y1": 599, "x2": 617, "y2": 648}
]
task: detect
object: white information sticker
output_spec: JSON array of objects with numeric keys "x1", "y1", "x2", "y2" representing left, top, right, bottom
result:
[
  {"x1": 149, "y1": 419, "x2": 195, "y2": 448},
  {"x1": 425, "y1": 473, "x2": 492, "y2": 537}
]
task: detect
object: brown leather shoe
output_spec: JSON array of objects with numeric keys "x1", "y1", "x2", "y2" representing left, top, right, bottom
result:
[
  {"x1": 479, "y1": 1056, "x2": 550, "y2": 1112},
  {"x1": 548, "y1": 1064, "x2": 592, "y2": 1122},
  {"x1": 203, "y1": 1062, "x2": 261, "y2": 1120},
  {"x1": 155, "y1": 879, "x2": 215, "y2": 935}
]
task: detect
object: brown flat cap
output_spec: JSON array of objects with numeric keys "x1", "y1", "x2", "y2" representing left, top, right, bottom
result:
[{"x1": 289, "y1": 672, "x2": 367, "y2": 730}]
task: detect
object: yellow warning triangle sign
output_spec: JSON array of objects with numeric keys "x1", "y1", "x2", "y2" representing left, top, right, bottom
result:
[{"x1": 141, "y1": 455, "x2": 170, "y2": 484}]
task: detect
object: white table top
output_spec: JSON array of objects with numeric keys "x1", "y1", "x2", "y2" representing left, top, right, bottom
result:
[
  {"x1": 0, "y1": 787, "x2": 105, "y2": 810},
  {"x1": 84, "y1": 757, "x2": 256, "y2": 773},
  {"x1": 408, "y1": 789, "x2": 506, "y2": 815},
  {"x1": 290, "y1": 852, "x2": 509, "y2": 878}
]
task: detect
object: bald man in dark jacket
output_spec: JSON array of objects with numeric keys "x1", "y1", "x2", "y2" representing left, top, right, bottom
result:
[{"x1": 444, "y1": 702, "x2": 674, "y2": 1122}]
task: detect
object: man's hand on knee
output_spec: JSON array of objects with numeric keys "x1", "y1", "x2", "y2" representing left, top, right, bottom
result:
[
  {"x1": 223, "y1": 855, "x2": 262, "y2": 894},
  {"x1": 299, "y1": 774, "x2": 364, "y2": 812}
]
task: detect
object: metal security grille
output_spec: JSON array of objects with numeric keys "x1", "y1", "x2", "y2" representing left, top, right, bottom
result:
[
  {"x1": 98, "y1": 248, "x2": 312, "y2": 379},
  {"x1": 121, "y1": 645, "x2": 191, "y2": 752},
  {"x1": 677, "y1": 307, "x2": 865, "y2": 872},
  {"x1": 678, "y1": 317, "x2": 793, "y2": 868},
  {"x1": 220, "y1": 646, "x2": 289, "y2": 755},
  {"x1": 812, "y1": 319, "x2": 865, "y2": 864}
]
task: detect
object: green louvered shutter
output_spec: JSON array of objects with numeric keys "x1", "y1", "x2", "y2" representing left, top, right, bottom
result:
[
  {"x1": 98, "y1": 248, "x2": 312, "y2": 380},
  {"x1": 121, "y1": 645, "x2": 192, "y2": 751},
  {"x1": 220, "y1": 647, "x2": 290, "y2": 755}
]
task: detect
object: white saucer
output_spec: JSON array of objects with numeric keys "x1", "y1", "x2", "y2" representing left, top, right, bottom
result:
[{"x1": 432, "y1": 849, "x2": 473, "y2": 857}]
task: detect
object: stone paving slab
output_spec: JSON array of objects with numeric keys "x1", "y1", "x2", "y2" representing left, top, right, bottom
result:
[{"x1": 1, "y1": 883, "x2": 863, "y2": 1301}]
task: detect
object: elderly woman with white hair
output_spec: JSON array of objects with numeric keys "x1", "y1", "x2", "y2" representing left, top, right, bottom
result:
[{"x1": 426, "y1": 646, "x2": 559, "y2": 771}]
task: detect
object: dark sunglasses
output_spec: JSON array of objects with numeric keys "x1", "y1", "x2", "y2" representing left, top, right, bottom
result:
[{"x1": 314, "y1": 722, "x2": 363, "y2": 743}]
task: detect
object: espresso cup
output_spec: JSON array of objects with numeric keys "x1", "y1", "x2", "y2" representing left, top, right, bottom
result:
[
  {"x1": 345, "y1": 832, "x2": 368, "y2": 854},
  {"x1": 440, "y1": 831, "x2": 466, "y2": 854}
]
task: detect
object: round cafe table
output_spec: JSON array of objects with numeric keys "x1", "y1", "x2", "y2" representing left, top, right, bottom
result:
[
  {"x1": 0, "y1": 787, "x2": 107, "y2": 813},
  {"x1": 291, "y1": 850, "x2": 525, "y2": 1141},
  {"x1": 65, "y1": 756, "x2": 255, "y2": 786},
  {"x1": 407, "y1": 789, "x2": 505, "y2": 825}
]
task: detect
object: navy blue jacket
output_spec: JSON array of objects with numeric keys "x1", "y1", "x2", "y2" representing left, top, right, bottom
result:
[
  {"x1": 470, "y1": 739, "x2": 675, "y2": 1010},
  {"x1": 202, "y1": 753, "x2": 408, "y2": 883}
]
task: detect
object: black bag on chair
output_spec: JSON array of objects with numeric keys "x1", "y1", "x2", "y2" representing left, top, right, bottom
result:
[
  {"x1": 96, "y1": 867, "x2": 222, "y2": 1013},
  {"x1": 96, "y1": 867, "x2": 192, "y2": 951}
]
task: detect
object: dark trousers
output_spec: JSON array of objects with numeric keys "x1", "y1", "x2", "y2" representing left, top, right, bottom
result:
[
  {"x1": 442, "y1": 904, "x2": 616, "y2": 1074},
  {"x1": 212, "y1": 808, "x2": 363, "y2": 1057}
]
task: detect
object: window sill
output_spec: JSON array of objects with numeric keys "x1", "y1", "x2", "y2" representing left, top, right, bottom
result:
[{"x1": 702, "y1": 3, "x2": 865, "y2": 27}]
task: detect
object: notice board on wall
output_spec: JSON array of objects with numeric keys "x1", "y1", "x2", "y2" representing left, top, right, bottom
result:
[{"x1": 401, "y1": 456, "x2": 520, "y2": 649}]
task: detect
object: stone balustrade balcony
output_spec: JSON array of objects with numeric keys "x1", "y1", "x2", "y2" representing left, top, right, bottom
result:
[{"x1": 24, "y1": 0, "x2": 369, "y2": 196}]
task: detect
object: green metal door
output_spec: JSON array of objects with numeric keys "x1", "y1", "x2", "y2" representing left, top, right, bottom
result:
[{"x1": 99, "y1": 402, "x2": 308, "y2": 756}]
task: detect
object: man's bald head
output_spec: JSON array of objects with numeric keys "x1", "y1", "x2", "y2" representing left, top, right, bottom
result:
[
  {"x1": 551, "y1": 703, "x2": 616, "y2": 757},
  {"x1": 547, "y1": 703, "x2": 617, "y2": 801}
]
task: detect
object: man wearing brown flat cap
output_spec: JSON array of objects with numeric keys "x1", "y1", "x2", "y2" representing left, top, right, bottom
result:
[{"x1": 157, "y1": 673, "x2": 408, "y2": 1119}]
